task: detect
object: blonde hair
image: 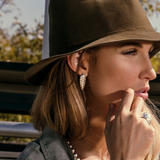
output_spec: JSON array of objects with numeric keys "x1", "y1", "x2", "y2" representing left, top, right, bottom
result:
[{"x1": 31, "y1": 50, "x2": 160, "y2": 159}]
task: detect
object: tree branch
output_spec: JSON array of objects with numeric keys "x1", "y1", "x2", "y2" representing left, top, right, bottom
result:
[{"x1": 0, "y1": 0, "x2": 6, "y2": 10}]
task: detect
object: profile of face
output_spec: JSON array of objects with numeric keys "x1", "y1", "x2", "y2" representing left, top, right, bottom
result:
[
  {"x1": 85, "y1": 41, "x2": 156, "y2": 109},
  {"x1": 67, "y1": 41, "x2": 156, "y2": 112}
]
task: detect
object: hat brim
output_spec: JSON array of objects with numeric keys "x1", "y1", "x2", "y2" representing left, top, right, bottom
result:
[{"x1": 25, "y1": 28, "x2": 160, "y2": 85}]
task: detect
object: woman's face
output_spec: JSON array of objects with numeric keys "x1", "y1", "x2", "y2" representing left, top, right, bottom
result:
[{"x1": 85, "y1": 41, "x2": 156, "y2": 109}]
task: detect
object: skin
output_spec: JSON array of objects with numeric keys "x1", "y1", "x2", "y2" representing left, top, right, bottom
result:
[{"x1": 67, "y1": 41, "x2": 156, "y2": 160}]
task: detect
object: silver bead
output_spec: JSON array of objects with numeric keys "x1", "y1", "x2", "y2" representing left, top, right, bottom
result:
[
  {"x1": 72, "y1": 149, "x2": 75, "y2": 153},
  {"x1": 67, "y1": 141, "x2": 80, "y2": 160},
  {"x1": 74, "y1": 154, "x2": 78, "y2": 157}
]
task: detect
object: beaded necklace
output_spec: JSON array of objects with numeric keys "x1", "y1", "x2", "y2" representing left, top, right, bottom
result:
[
  {"x1": 67, "y1": 141, "x2": 80, "y2": 160},
  {"x1": 67, "y1": 141, "x2": 111, "y2": 160}
]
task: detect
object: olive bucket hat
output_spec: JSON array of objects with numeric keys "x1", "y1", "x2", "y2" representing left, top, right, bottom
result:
[{"x1": 25, "y1": 0, "x2": 160, "y2": 85}]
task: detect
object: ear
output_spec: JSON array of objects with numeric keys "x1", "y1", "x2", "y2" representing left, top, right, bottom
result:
[{"x1": 67, "y1": 51, "x2": 89, "y2": 76}]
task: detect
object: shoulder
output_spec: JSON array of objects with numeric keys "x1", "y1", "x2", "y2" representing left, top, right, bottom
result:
[
  {"x1": 17, "y1": 139, "x2": 45, "y2": 160},
  {"x1": 17, "y1": 126, "x2": 74, "y2": 160}
]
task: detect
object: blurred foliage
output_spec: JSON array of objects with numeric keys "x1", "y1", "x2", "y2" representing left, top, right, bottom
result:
[
  {"x1": 0, "y1": 113, "x2": 31, "y2": 122},
  {"x1": 151, "y1": 53, "x2": 160, "y2": 73},
  {"x1": 139, "y1": 0, "x2": 160, "y2": 72},
  {"x1": 0, "y1": 0, "x2": 16, "y2": 16},
  {"x1": 0, "y1": 137, "x2": 35, "y2": 143},
  {"x1": 140, "y1": 0, "x2": 160, "y2": 16},
  {"x1": 0, "y1": 19, "x2": 43, "y2": 63}
]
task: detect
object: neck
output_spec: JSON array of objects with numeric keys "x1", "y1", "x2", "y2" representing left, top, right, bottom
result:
[
  {"x1": 68, "y1": 111, "x2": 110, "y2": 160},
  {"x1": 68, "y1": 91, "x2": 113, "y2": 159}
]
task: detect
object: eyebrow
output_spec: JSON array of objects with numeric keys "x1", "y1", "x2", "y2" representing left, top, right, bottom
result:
[
  {"x1": 119, "y1": 42, "x2": 143, "y2": 48},
  {"x1": 118, "y1": 42, "x2": 154, "y2": 51}
]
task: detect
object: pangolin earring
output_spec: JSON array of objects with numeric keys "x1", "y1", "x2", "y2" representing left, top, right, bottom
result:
[{"x1": 80, "y1": 74, "x2": 86, "y2": 90}]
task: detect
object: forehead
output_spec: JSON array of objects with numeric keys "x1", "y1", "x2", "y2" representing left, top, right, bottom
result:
[
  {"x1": 86, "y1": 40, "x2": 154, "y2": 59},
  {"x1": 112, "y1": 40, "x2": 154, "y2": 49},
  {"x1": 89, "y1": 41, "x2": 154, "y2": 52}
]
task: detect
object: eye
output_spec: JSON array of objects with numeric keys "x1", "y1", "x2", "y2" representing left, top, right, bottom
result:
[{"x1": 123, "y1": 49, "x2": 137, "y2": 56}]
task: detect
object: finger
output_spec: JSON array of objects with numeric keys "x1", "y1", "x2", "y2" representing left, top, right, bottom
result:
[
  {"x1": 106, "y1": 104, "x2": 116, "y2": 131},
  {"x1": 131, "y1": 96, "x2": 144, "y2": 114},
  {"x1": 117, "y1": 88, "x2": 134, "y2": 113},
  {"x1": 141, "y1": 117, "x2": 150, "y2": 126}
]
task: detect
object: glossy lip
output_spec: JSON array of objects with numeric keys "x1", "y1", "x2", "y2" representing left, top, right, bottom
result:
[{"x1": 134, "y1": 86, "x2": 150, "y2": 100}]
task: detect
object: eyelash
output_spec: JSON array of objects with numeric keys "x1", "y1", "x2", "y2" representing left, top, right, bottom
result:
[
  {"x1": 124, "y1": 50, "x2": 152, "y2": 57},
  {"x1": 124, "y1": 49, "x2": 137, "y2": 55}
]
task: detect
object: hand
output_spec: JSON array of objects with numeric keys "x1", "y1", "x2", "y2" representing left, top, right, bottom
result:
[{"x1": 105, "y1": 88, "x2": 155, "y2": 160}]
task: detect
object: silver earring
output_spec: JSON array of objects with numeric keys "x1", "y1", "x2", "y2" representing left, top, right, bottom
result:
[{"x1": 80, "y1": 74, "x2": 86, "y2": 90}]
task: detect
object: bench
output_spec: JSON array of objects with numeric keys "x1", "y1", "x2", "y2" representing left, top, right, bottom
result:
[{"x1": 0, "y1": 62, "x2": 40, "y2": 159}]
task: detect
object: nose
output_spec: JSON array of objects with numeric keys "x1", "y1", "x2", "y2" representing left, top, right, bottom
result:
[{"x1": 139, "y1": 56, "x2": 157, "y2": 81}]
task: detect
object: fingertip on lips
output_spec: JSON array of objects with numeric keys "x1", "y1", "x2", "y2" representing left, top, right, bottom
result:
[
  {"x1": 125, "y1": 88, "x2": 134, "y2": 94},
  {"x1": 134, "y1": 94, "x2": 144, "y2": 100}
]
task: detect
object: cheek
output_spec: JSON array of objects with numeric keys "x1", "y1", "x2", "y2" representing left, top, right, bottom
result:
[{"x1": 87, "y1": 58, "x2": 139, "y2": 102}]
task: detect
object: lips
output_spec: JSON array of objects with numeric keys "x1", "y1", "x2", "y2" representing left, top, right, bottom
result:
[{"x1": 134, "y1": 86, "x2": 150, "y2": 100}]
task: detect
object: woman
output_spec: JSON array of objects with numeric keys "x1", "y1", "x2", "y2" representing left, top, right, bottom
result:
[{"x1": 18, "y1": 0, "x2": 160, "y2": 159}]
